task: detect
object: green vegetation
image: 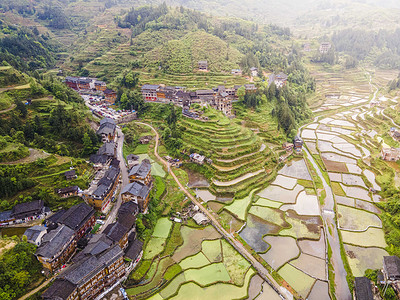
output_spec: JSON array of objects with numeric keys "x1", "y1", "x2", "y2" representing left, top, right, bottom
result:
[{"x1": 0, "y1": 239, "x2": 43, "y2": 299}]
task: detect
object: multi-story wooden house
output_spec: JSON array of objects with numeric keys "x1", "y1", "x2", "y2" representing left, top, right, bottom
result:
[
  {"x1": 84, "y1": 166, "x2": 120, "y2": 212},
  {"x1": 121, "y1": 181, "x2": 151, "y2": 212},
  {"x1": 128, "y1": 160, "x2": 152, "y2": 185},
  {"x1": 103, "y1": 89, "x2": 117, "y2": 104},
  {"x1": 94, "y1": 80, "x2": 107, "y2": 92},
  {"x1": 103, "y1": 222, "x2": 130, "y2": 250},
  {"x1": 42, "y1": 244, "x2": 125, "y2": 300},
  {"x1": 141, "y1": 84, "x2": 160, "y2": 102},
  {"x1": 35, "y1": 225, "x2": 76, "y2": 273},
  {"x1": 58, "y1": 203, "x2": 96, "y2": 240},
  {"x1": 96, "y1": 118, "x2": 117, "y2": 143}
]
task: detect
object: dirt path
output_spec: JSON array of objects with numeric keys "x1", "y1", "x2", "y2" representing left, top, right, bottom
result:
[
  {"x1": 135, "y1": 121, "x2": 292, "y2": 300},
  {"x1": 19, "y1": 277, "x2": 54, "y2": 300},
  {"x1": 0, "y1": 148, "x2": 50, "y2": 165}
]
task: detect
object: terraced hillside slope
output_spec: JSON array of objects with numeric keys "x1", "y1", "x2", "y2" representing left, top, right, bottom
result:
[{"x1": 180, "y1": 115, "x2": 276, "y2": 198}]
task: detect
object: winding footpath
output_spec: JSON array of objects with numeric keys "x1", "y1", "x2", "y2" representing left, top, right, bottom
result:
[{"x1": 135, "y1": 122, "x2": 293, "y2": 300}]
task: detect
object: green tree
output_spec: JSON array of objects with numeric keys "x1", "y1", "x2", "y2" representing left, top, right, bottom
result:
[
  {"x1": 82, "y1": 132, "x2": 93, "y2": 156},
  {"x1": 237, "y1": 86, "x2": 246, "y2": 101}
]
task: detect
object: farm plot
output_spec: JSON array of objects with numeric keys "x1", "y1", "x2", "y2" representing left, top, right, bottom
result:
[
  {"x1": 184, "y1": 263, "x2": 231, "y2": 285},
  {"x1": 329, "y1": 120, "x2": 356, "y2": 127},
  {"x1": 346, "y1": 163, "x2": 362, "y2": 174},
  {"x1": 168, "y1": 269, "x2": 255, "y2": 300},
  {"x1": 338, "y1": 205, "x2": 382, "y2": 231},
  {"x1": 279, "y1": 212, "x2": 322, "y2": 240},
  {"x1": 280, "y1": 191, "x2": 320, "y2": 216},
  {"x1": 255, "y1": 282, "x2": 282, "y2": 300},
  {"x1": 289, "y1": 253, "x2": 326, "y2": 280},
  {"x1": 224, "y1": 190, "x2": 256, "y2": 220},
  {"x1": 317, "y1": 133, "x2": 348, "y2": 144},
  {"x1": 278, "y1": 159, "x2": 312, "y2": 181},
  {"x1": 301, "y1": 129, "x2": 317, "y2": 139},
  {"x1": 305, "y1": 141, "x2": 318, "y2": 154},
  {"x1": 254, "y1": 198, "x2": 282, "y2": 208},
  {"x1": 321, "y1": 153, "x2": 356, "y2": 164},
  {"x1": 239, "y1": 214, "x2": 280, "y2": 253},
  {"x1": 143, "y1": 237, "x2": 167, "y2": 260},
  {"x1": 248, "y1": 206, "x2": 288, "y2": 227},
  {"x1": 355, "y1": 200, "x2": 381, "y2": 214},
  {"x1": 173, "y1": 226, "x2": 221, "y2": 262},
  {"x1": 272, "y1": 175, "x2": 297, "y2": 189},
  {"x1": 333, "y1": 144, "x2": 362, "y2": 157},
  {"x1": 341, "y1": 174, "x2": 367, "y2": 188},
  {"x1": 335, "y1": 196, "x2": 355, "y2": 207},
  {"x1": 260, "y1": 235, "x2": 300, "y2": 270},
  {"x1": 298, "y1": 230, "x2": 325, "y2": 259},
  {"x1": 344, "y1": 244, "x2": 389, "y2": 277},
  {"x1": 363, "y1": 169, "x2": 381, "y2": 191},
  {"x1": 221, "y1": 239, "x2": 251, "y2": 285},
  {"x1": 257, "y1": 184, "x2": 303, "y2": 204},
  {"x1": 180, "y1": 252, "x2": 210, "y2": 270},
  {"x1": 246, "y1": 275, "x2": 264, "y2": 300},
  {"x1": 307, "y1": 280, "x2": 330, "y2": 300},
  {"x1": 202, "y1": 239, "x2": 222, "y2": 262},
  {"x1": 323, "y1": 159, "x2": 348, "y2": 173},
  {"x1": 278, "y1": 264, "x2": 315, "y2": 299},
  {"x1": 340, "y1": 184, "x2": 371, "y2": 201},
  {"x1": 195, "y1": 189, "x2": 216, "y2": 202},
  {"x1": 153, "y1": 218, "x2": 173, "y2": 238},
  {"x1": 341, "y1": 227, "x2": 387, "y2": 248}
]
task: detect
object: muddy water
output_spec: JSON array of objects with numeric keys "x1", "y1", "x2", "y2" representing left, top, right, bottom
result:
[{"x1": 185, "y1": 168, "x2": 209, "y2": 188}]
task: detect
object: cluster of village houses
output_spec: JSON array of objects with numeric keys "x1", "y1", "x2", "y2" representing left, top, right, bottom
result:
[
  {"x1": 65, "y1": 76, "x2": 117, "y2": 104},
  {"x1": 0, "y1": 117, "x2": 161, "y2": 300}
]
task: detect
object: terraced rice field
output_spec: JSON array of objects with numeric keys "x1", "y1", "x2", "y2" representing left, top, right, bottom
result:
[
  {"x1": 179, "y1": 116, "x2": 273, "y2": 197},
  {"x1": 299, "y1": 103, "x2": 392, "y2": 288},
  {"x1": 136, "y1": 222, "x2": 276, "y2": 300},
  {"x1": 237, "y1": 158, "x2": 330, "y2": 298}
]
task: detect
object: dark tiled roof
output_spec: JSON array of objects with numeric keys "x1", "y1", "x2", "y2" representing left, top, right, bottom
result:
[
  {"x1": 354, "y1": 277, "x2": 373, "y2": 300},
  {"x1": 121, "y1": 181, "x2": 150, "y2": 199},
  {"x1": 57, "y1": 186, "x2": 78, "y2": 194},
  {"x1": 36, "y1": 225, "x2": 74, "y2": 259},
  {"x1": 23, "y1": 225, "x2": 46, "y2": 242},
  {"x1": 196, "y1": 89, "x2": 214, "y2": 95},
  {"x1": 103, "y1": 89, "x2": 116, "y2": 95},
  {"x1": 11, "y1": 200, "x2": 44, "y2": 218},
  {"x1": 81, "y1": 234, "x2": 113, "y2": 256},
  {"x1": 127, "y1": 154, "x2": 139, "y2": 161},
  {"x1": 117, "y1": 213, "x2": 136, "y2": 230},
  {"x1": 42, "y1": 278, "x2": 77, "y2": 300},
  {"x1": 0, "y1": 210, "x2": 12, "y2": 222},
  {"x1": 124, "y1": 239, "x2": 143, "y2": 260},
  {"x1": 64, "y1": 170, "x2": 76, "y2": 177},
  {"x1": 96, "y1": 122, "x2": 116, "y2": 136},
  {"x1": 119, "y1": 201, "x2": 139, "y2": 216},
  {"x1": 46, "y1": 209, "x2": 66, "y2": 225},
  {"x1": 129, "y1": 161, "x2": 151, "y2": 179},
  {"x1": 58, "y1": 203, "x2": 95, "y2": 232},
  {"x1": 100, "y1": 118, "x2": 116, "y2": 126},
  {"x1": 103, "y1": 222, "x2": 129, "y2": 243},
  {"x1": 384, "y1": 256, "x2": 400, "y2": 278},
  {"x1": 89, "y1": 154, "x2": 109, "y2": 164},
  {"x1": 60, "y1": 244, "x2": 123, "y2": 286},
  {"x1": 141, "y1": 84, "x2": 160, "y2": 91},
  {"x1": 97, "y1": 142, "x2": 116, "y2": 156},
  {"x1": 93, "y1": 184, "x2": 109, "y2": 198},
  {"x1": 110, "y1": 158, "x2": 120, "y2": 168}
]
